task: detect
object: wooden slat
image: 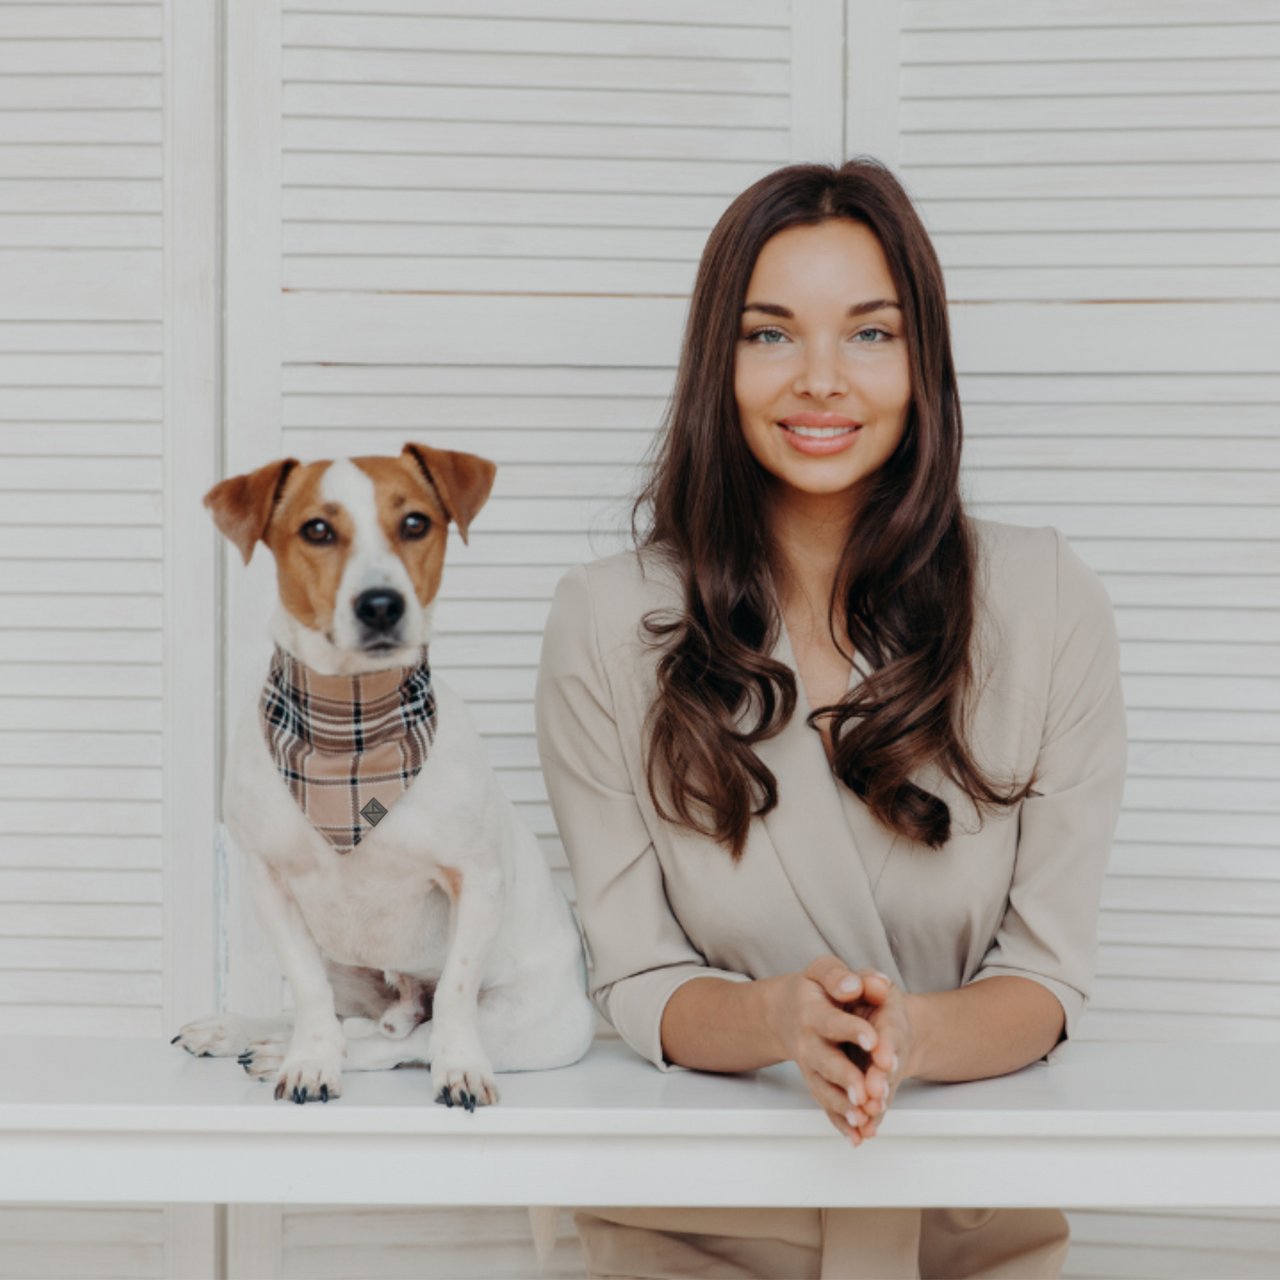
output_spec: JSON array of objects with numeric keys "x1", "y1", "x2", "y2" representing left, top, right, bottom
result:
[
  {"x1": 0, "y1": 557, "x2": 162, "y2": 591},
  {"x1": 284, "y1": 118, "x2": 787, "y2": 164},
  {"x1": 0, "y1": 799, "x2": 160, "y2": 837},
  {"x1": 0, "y1": 1005, "x2": 163, "y2": 1038},
  {"x1": 905, "y1": 162, "x2": 1280, "y2": 199},
  {"x1": 284, "y1": 255, "x2": 698, "y2": 296},
  {"x1": 0, "y1": 834, "x2": 161, "y2": 871},
  {"x1": 285, "y1": 222, "x2": 707, "y2": 259},
  {"x1": 0, "y1": 663, "x2": 160, "y2": 697},
  {"x1": 0, "y1": 492, "x2": 161, "y2": 525},
  {"x1": 0, "y1": 179, "x2": 162, "y2": 213},
  {"x1": 1109, "y1": 844, "x2": 1280, "y2": 878},
  {"x1": 0, "y1": 702, "x2": 160, "y2": 736},
  {"x1": 907, "y1": 129, "x2": 1280, "y2": 168},
  {"x1": 944, "y1": 266, "x2": 1280, "y2": 301},
  {"x1": 285, "y1": 0, "x2": 788, "y2": 23},
  {"x1": 903, "y1": 24, "x2": 1280, "y2": 63},
  {"x1": 904, "y1": 1, "x2": 1279, "y2": 29},
  {"x1": 0, "y1": 633, "x2": 161, "y2": 664},
  {"x1": 0, "y1": 768, "x2": 162, "y2": 803},
  {"x1": 283, "y1": 13, "x2": 787, "y2": 61},
  {"x1": 0, "y1": 41, "x2": 161, "y2": 76},
  {"x1": 0, "y1": 214, "x2": 162, "y2": 249},
  {"x1": 284, "y1": 46, "x2": 788, "y2": 96},
  {"x1": 903, "y1": 60, "x2": 1280, "y2": 98},
  {"x1": 905, "y1": 93, "x2": 1280, "y2": 131},
  {"x1": 1128, "y1": 709, "x2": 1280, "y2": 746},
  {"x1": 283, "y1": 184, "x2": 732, "y2": 229},
  {"x1": 284, "y1": 82, "x2": 785, "y2": 128},
  {"x1": 923, "y1": 196, "x2": 1280, "y2": 234},
  {"x1": 0, "y1": 111, "x2": 162, "y2": 146},
  {"x1": 0, "y1": 76, "x2": 161, "y2": 112},
  {"x1": 0, "y1": 969, "x2": 162, "y2": 1005},
  {"x1": 1092, "y1": 975, "x2": 1278, "y2": 1019},
  {"x1": 0, "y1": 902, "x2": 160, "y2": 938},
  {"x1": 285, "y1": 149, "x2": 779, "y2": 195}
]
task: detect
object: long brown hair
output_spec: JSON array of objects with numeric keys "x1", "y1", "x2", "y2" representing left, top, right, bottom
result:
[{"x1": 636, "y1": 158, "x2": 1026, "y2": 860}]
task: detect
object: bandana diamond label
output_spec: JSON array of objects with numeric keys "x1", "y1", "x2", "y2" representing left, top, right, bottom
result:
[{"x1": 360, "y1": 796, "x2": 388, "y2": 827}]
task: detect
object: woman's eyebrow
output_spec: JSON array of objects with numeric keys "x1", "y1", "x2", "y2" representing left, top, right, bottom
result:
[{"x1": 741, "y1": 299, "x2": 901, "y2": 319}]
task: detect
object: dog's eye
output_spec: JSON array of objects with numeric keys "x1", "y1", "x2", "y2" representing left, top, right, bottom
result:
[
  {"x1": 401, "y1": 512, "x2": 431, "y2": 540},
  {"x1": 300, "y1": 519, "x2": 335, "y2": 545}
]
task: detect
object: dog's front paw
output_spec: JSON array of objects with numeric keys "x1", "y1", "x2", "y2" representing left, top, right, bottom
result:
[
  {"x1": 172, "y1": 1013, "x2": 256, "y2": 1058},
  {"x1": 431, "y1": 1038, "x2": 498, "y2": 1111},
  {"x1": 241, "y1": 1027, "x2": 344, "y2": 1104}
]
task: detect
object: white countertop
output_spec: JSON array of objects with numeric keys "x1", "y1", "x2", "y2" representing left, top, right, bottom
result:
[{"x1": 1, "y1": 1036, "x2": 1277, "y2": 1207}]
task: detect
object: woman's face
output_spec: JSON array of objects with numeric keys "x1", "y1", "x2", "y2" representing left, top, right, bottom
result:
[{"x1": 735, "y1": 219, "x2": 911, "y2": 507}]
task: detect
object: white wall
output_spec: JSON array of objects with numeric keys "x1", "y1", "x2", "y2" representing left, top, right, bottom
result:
[{"x1": 0, "y1": 1, "x2": 1275, "y2": 1277}]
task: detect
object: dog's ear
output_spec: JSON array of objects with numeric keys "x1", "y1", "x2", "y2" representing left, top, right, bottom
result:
[
  {"x1": 402, "y1": 444, "x2": 497, "y2": 545},
  {"x1": 203, "y1": 458, "x2": 300, "y2": 564}
]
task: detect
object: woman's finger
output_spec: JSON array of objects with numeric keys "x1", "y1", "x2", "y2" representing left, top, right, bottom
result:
[
  {"x1": 803, "y1": 1067, "x2": 866, "y2": 1121},
  {"x1": 816, "y1": 1007, "x2": 880, "y2": 1053}
]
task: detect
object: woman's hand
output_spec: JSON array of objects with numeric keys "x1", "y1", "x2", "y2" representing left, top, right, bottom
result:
[
  {"x1": 843, "y1": 976, "x2": 915, "y2": 1141},
  {"x1": 761, "y1": 956, "x2": 905, "y2": 1145}
]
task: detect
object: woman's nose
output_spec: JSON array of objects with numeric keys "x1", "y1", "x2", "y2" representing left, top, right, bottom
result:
[{"x1": 794, "y1": 342, "x2": 849, "y2": 400}]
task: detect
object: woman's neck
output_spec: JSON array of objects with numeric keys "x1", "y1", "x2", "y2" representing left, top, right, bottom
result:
[{"x1": 768, "y1": 489, "x2": 855, "y2": 641}]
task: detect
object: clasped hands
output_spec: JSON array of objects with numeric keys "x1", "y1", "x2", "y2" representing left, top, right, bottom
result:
[{"x1": 764, "y1": 955, "x2": 912, "y2": 1146}]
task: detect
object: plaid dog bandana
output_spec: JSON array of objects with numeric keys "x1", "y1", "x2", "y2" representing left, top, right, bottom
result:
[{"x1": 259, "y1": 647, "x2": 437, "y2": 853}]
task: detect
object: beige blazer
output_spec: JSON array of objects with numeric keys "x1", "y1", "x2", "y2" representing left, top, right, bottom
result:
[{"x1": 535, "y1": 520, "x2": 1127, "y2": 1071}]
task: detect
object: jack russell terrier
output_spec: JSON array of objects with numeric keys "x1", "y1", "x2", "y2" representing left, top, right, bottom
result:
[{"x1": 172, "y1": 444, "x2": 595, "y2": 1108}]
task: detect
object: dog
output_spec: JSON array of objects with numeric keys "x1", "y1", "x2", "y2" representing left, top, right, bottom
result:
[{"x1": 172, "y1": 443, "x2": 595, "y2": 1108}]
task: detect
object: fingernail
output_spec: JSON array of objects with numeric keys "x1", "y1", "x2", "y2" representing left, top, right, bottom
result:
[
  {"x1": 847, "y1": 1085, "x2": 860, "y2": 1105},
  {"x1": 892, "y1": 1054, "x2": 899, "y2": 1073},
  {"x1": 837, "y1": 976, "x2": 860, "y2": 995},
  {"x1": 858, "y1": 1033, "x2": 875, "y2": 1051},
  {"x1": 874, "y1": 972, "x2": 890, "y2": 983},
  {"x1": 846, "y1": 1109, "x2": 859, "y2": 1127}
]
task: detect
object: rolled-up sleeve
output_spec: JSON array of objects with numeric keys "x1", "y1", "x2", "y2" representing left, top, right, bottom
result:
[
  {"x1": 968, "y1": 530, "x2": 1128, "y2": 1041},
  {"x1": 535, "y1": 563, "x2": 750, "y2": 1070}
]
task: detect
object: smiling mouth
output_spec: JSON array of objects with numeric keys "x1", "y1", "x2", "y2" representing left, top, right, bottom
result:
[{"x1": 784, "y1": 423, "x2": 859, "y2": 438}]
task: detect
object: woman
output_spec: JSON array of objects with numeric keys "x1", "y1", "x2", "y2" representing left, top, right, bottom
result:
[{"x1": 535, "y1": 160, "x2": 1126, "y2": 1280}]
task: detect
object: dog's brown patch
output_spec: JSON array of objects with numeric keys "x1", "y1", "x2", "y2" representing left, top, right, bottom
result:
[
  {"x1": 437, "y1": 865, "x2": 464, "y2": 901},
  {"x1": 260, "y1": 460, "x2": 351, "y2": 633},
  {"x1": 351, "y1": 454, "x2": 452, "y2": 607}
]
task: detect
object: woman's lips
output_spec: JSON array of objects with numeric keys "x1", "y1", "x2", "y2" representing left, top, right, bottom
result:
[{"x1": 777, "y1": 413, "x2": 862, "y2": 455}]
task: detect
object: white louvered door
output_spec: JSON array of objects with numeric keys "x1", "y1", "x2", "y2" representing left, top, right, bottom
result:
[
  {"x1": 0, "y1": 0, "x2": 219, "y2": 1276},
  {"x1": 880, "y1": 3, "x2": 1280, "y2": 1276},
  {"x1": 222, "y1": 1, "x2": 842, "y2": 1274}
]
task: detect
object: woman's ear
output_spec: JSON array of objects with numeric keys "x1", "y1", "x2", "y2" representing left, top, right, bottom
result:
[
  {"x1": 203, "y1": 458, "x2": 299, "y2": 564},
  {"x1": 402, "y1": 443, "x2": 497, "y2": 544}
]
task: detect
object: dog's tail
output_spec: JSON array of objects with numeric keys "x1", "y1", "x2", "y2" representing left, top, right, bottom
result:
[{"x1": 527, "y1": 1205, "x2": 560, "y2": 1271}]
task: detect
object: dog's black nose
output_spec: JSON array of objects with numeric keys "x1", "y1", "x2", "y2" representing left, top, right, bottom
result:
[{"x1": 354, "y1": 588, "x2": 405, "y2": 633}]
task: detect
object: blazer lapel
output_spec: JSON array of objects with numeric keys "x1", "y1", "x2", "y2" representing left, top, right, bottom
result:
[{"x1": 750, "y1": 625, "x2": 905, "y2": 986}]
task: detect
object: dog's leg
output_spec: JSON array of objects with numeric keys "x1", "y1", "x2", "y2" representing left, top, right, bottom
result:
[
  {"x1": 171, "y1": 1012, "x2": 293, "y2": 1058},
  {"x1": 243, "y1": 857, "x2": 345, "y2": 1103},
  {"x1": 429, "y1": 863, "x2": 503, "y2": 1109}
]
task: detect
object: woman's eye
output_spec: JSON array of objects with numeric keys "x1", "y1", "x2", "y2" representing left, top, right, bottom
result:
[
  {"x1": 300, "y1": 519, "x2": 335, "y2": 545},
  {"x1": 746, "y1": 326, "x2": 789, "y2": 344},
  {"x1": 853, "y1": 327, "x2": 891, "y2": 343},
  {"x1": 401, "y1": 512, "x2": 432, "y2": 540}
]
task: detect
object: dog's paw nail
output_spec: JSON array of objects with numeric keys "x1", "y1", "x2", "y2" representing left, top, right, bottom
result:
[
  {"x1": 274, "y1": 1081, "x2": 286, "y2": 1101},
  {"x1": 435, "y1": 1089, "x2": 453, "y2": 1108},
  {"x1": 320, "y1": 1084, "x2": 329, "y2": 1103},
  {"x1": 170, "y1": 1034, "x2": 182, "y2": 1045}
]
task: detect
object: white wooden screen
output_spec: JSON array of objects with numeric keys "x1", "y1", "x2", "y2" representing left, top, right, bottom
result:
[
  {"x1": 0, "y1": 0, "x2": 219, "y2": 1275},
  {"x1": 885, "y1": 3, "x2": 1280, "y2": 1275}
]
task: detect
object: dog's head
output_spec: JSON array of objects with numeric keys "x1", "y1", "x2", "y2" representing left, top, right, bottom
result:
[{"x1": 204, "y1": 444, "x2": 496, "y2": 670}]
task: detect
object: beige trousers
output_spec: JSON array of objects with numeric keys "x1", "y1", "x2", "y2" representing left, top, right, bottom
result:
[{"x1": 575, "y1": 1206, "x2": 1070, "y2": 1280}]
